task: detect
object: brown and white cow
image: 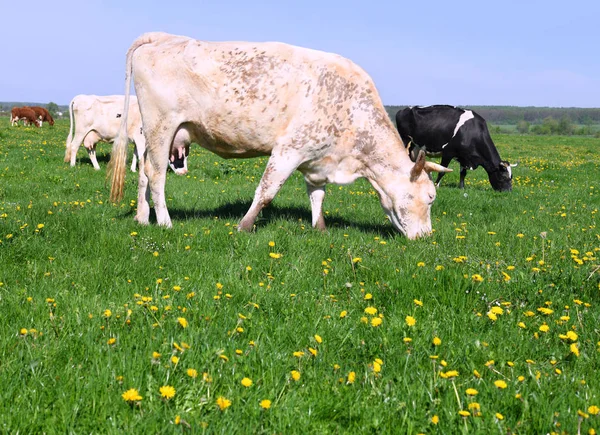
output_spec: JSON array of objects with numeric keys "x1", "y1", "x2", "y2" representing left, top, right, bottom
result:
[
  {"x1": 10, "y1": 107, "x2": 41, "y2": 127},
  {"x1": 110, "y1": 32, "x2": 450, "y2": 239},
  {"x1": 28, "y1": 106, "x2": 55, "y2": 126}
]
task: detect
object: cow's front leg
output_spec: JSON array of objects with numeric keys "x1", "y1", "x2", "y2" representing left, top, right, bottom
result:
[
  {"x1": 306, "y1": 182, "x2": 326, "y2": 230},
  {"x1": 238, "y1": 151, "x2": 301, "y2": 232},
  {"x1": 459, "y1": 166, "x2": 468, "y2": 189}
]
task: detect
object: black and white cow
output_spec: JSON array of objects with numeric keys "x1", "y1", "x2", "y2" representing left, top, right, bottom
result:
[{"x1": 395, "y1": 105, "x2": 514, "y2": 191}]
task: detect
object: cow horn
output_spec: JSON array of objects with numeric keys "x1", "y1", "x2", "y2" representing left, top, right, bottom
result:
[
  {"x1": 410, "y1": 150, "x2": 426, "y2": 181},
  {"x1": 424, "y1": 162, "x2": 453, "y2": 174}
]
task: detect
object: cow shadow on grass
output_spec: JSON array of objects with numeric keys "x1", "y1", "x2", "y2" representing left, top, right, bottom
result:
[{"x1": 120, "y1": 200, "x2": 398, "y2": 238}]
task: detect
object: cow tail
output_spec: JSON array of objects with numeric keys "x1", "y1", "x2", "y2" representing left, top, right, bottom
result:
[
  {"x1": 64, "y1": 99, "x2": 75, "y2": 162},
  {"x1": 109, "y1": 33, "x2": 173, "y2": 202}
]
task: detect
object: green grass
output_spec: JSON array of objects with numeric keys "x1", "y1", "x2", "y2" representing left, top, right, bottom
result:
[{"x1": 1, "y1": 118, "x2": 599, "y2": 433}]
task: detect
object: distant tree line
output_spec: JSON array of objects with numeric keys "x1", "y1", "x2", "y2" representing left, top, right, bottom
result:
[{"x1": 385, "y1": 106, "x2": 600, "y2": 137}]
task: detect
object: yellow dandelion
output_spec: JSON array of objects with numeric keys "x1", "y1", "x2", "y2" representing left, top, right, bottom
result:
[
  {"x1": 241, "y1": 377, "x2": 253, "y2": 387},
  {"x1": 171, "y1": 356, "x2": 180, "y2": 365},
  {"x1": 314, "y1": 334, "x2": 323, "y2": 344},
  {"x1": 494, "y1": 380, "x2": 508, "y2": 389},
  {"x1": 177, "y1": 317, "x2": 188, "y2": 328},
  {"x1": 433, "y1": 337, "x2": 441, "y2": 346},
  {"x1": 466, "y1": 388, "x2": 478, "y2": 396},
  {"x1": 187, "y1": 368, "x2": 198, "y2": 378},
  {"x1": 340, "y1": 310, "x2": 347, "y2": 318},
  {"x1": 269, "y1": 253, "x2": 282, "y2": 259},
  {"x1": 364, "y1": 293, "x2": 373, "y2": 300},
  {"x1": 570, "y1": 342, "x2": 580, "y2": 357},
  {"x1": 364, "y1": 306, "x2": 378, "y2": 315},
  {"x1": 496, "y1": 413, "x2": 504, "y2": 420},
  {"x1": 107, "y1": 337, "x2": 116, "y2": 345},
  {"x1": 431, "y1": 415, "x2": 439, "y2": 424},
  {"x1": 122, "y1": 388, "x2": 142, "y2": 402},
  {"x1": 413, "y1": 299, "x2": 423, "y2": 306},
  {"x1": 371, "y1": 317, "x2": 382, "y2": 327},
  {"x1": 160, "y1": 385, "x2": 176, "y2": 399},
  {"x1": 539, "y1": 324, "x2": 550, "y2": 333},
  {"x1": 405, "y1": 315, "x2": 416, "y2": 327},
  {"x1": 588, "y1": 405, "x2": 600, "y2": 415},
  {"x1": 216, "y1": 396, "x2": 232, "y2": 411},
  {"x1": 347, "y1": 371, "x2": 356, "y2": 384},
  {"x1": 458, "y1": 410, "x2": 470, "y2": 417},
  {"x1": 291, "y1": 370, "x2": 301, "y2": 381},
  {"x1": 472, "y1": 274, "x2": 484, "y2": 282},
  {"x1": 260, "y1": 399, "x2": 272, "y2": 409}
]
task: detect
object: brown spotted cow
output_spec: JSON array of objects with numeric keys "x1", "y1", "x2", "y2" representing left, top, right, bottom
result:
[
  {"x1": 110, "y1": 32, "x2": 451, "y2": 239},
  {"x1": 28, "y1": 106, "x2": 55, "y2": 126},
  {"x1": 10, "y1": 107, "x2": 41, "y2": 127}
]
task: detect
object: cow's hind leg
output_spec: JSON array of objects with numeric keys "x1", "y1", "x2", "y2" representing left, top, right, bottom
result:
[
  {"x1": 83, "y1": 132, "x2": 101, "y2": 170},
  {"x1": 306, "y1": 182, "x2": 326, "y2": 230},
  {"x1": 135, "y1": 148, "x2": 151, "y2": 225},
  {"x1": 68, "y1": 131, "x2": 92, "y2": 167},
  {"x1": 434, "y1": 155, "x2": 453, "y2": 187},
  {"x1": 145, "y1": 127, "x2": 175, "y2": 227},
  {"x1": 238, "y1": 149, "x2": 302, "y2": 232}
]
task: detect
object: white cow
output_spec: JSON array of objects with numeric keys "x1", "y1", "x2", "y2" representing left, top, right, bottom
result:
[
  {"x1": 110, "y1": 32, "x2": 450, "y2": 239},
  {"x1": 65, "y1": 94, "x2": 189, "y2": 173}
]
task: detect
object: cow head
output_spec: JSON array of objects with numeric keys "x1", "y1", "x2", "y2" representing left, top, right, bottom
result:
[
  {"x1": 376, "y1": 150, "x2": 451, "y2": 239},
  {"x1": 48, "y1": 115, "x2": 55, "y2": 126},
  {"x1": 488, "y1": 161, "x2": 514, "y2": 191}
]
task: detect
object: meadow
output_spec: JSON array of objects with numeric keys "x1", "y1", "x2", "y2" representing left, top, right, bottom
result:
[{"x1": 0, "y1": 118, "x2": 599, "y2": 434}]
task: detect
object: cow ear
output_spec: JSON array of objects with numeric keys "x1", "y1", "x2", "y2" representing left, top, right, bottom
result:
[{"x1": 410, "y1": 150, "x2": 426, "y2": 181}]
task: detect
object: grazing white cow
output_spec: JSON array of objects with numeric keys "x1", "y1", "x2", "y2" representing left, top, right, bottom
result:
[
  {"x1": 65, "y1": 95, "x2": 144, "y2": 171},
  {"x1": 110, "y1": 32, "x2": 450, "y2": 239}
]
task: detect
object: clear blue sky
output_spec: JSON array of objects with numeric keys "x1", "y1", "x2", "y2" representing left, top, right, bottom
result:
[{"x1": 2, "y1": 0, "x2": 599, "y2": 107}]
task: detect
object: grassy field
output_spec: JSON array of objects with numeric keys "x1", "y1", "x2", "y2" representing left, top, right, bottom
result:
[{"x1": 1, "y1": 118, "x2": 599, "y2": 433}]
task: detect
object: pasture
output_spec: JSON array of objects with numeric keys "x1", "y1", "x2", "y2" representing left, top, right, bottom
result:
[{"x1": 0, "y1": 118, "x2": 599, "y2": 433}]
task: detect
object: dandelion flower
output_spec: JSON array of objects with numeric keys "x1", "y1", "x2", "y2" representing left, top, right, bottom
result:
[
  {"x1": 187, "y1": 368, "x2": 198, "y2": 378},
  {"x1": 371, "y1": 317, "x2": 382, "y2": 327},
  {"x1": 364, "y1": 293, "x2": 373, "y2": 300},
  {"x1": 539, "y1": 324, "x2": 549, "y2": 333},
  {"x1": 458, "y1": 410, "x2": 470, "y2": 417},
  {"x1": 260, "y1": 399, "x2": 271, "y2": 409},
  {"x1": 291, "y1": 370, "x2": 301, "y2": 381},
  {"x1": 340, "y1": 310, "x2": 347, "y2": 318},
  {"x1": 570, "y1": 342, "x2": 580, "y2": 357},
  {"x1": 241, "y1": 377, "x2": 253, "y2": 387},
  {"x1": 171, "y1": 356, "x2": 180, "y2": 365},
  {"x1": 269, "y1": 253, "x2": 282, "y2": 259},
  {"x1": 431, "y1": 415, "x2": 439, "y2": 425},
  {"x1": 107, "y1": 337, "x2": 116, "y2": 345},
  {"x1": 160, "y1": 385, "x2": 176, "y2": 399},
  {"x1": 413, "y1": 299, "x2": 423, "y2": 306},
  {"x1": 496, "y1": 413, "x2": 504, "y2": 420},
  {"x1": 122, "y1": 388, "x2": 142, "y2": 402},
  {"x1": 588, "y1": 405, "x2": 600, "y2": 415},
  {"x1": 19, "y1": 328, "x2": 28, "y2": 336},
  {"x1": 472, "y1": 274, "x2": 484, "y2": 283},
  {"x1": 433, "y1": 337, "x2": 441, "y2": 346},
  {"x1": 494, "y1": 380, "x2": 508, "y2": 389},
  {"x1": 216, "y1": 396, "x2": 232, "y2": 411},
  {"x1": 364, "y1": 307, "x2": 378, "y2": 315},
  {"x1": 347, "y1": 371, "x2": 356, "y2": 384},
  {"x1": 405, "y1": 315, "x2": 416, "y2": 327},
  {"x1": 177, "y1": 317, "x2": 188, "y2": 328},
  {"x1": 466, "y1": 388, "x2": 478, "y2": 396},
  {"x1": 314, "y1": 334, "x2": 323, "y2": 344},
  {"x1": 103, "y1": 309, "x2": 112, "y2": 318}
]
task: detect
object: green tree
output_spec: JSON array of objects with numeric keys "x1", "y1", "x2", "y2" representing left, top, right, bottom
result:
[
  {"x1": 516, "y1": 120, "x2": 530, "y2": 134},
  {"x1": 47, "y1": 102, "x2": 59, "y2": 117}
]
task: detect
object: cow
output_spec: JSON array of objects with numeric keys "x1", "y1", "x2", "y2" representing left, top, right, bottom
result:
[
  {"x1": 10, "y1": 107, "x2": 41, "y2": 127},
  {"x1": 396, "y1": 105, "x2": 514, "y2": 191},
  {"x1": 64, "y1": 95, "x2": 189, "y2": 173},
  {"x1": 64, "y1": 95, "x2": 144, "y2": 171},
  {"x1": 109, "y1": 32, "x2": 451, "y2": 239},
  {"x1": 28, "y1": 106, "x2": 55, "y2": 126}
]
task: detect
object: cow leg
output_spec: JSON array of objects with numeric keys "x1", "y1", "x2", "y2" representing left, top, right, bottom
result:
[
  {"x1": 145, "y1": 133, "x2": 172, "y2": 227},
  {"x1": 306, "y1": 182, "x2": 326, "y2": 230},
  {"x1": 83, "y1": 132, "x2": 101, "y2": 170},
  {"x1": 434, "y1": 155, "x2": 453, "y2": 187},
  {"x1": 135, "y1": 149, "x2": 151, "y2": 225},
  {"x1": 238, "y1": 151, "x2": 301, "y2": 232},
  {"x1": 68, "y1": 131, "x2": 89, "y2": 167},
  {"x1": 130, "y1": 147, "x2": 138, "y2": 172},
  {"x1": 459, "y1": 166, "x2": 468, "y2": 189}
]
